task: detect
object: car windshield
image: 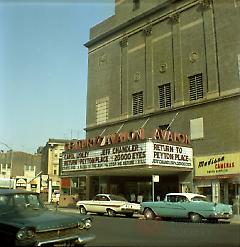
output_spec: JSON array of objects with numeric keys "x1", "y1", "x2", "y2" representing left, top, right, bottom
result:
[
  {"x1": 109, "y1": 195, "x2": 128, "y2": 202},
  {"x1": 191, "y1": 196, "x2": 208, "y2": 202},
  {"x1": 0, "y1": 193, "x2": 45, "y2": 210}
]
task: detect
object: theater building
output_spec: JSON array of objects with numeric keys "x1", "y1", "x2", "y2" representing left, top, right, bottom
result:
[{"x1": 61, "y1": 0, "x2": 240, "y2": 204}]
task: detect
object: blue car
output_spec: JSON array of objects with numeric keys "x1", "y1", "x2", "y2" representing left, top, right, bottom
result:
[
  {"x1": 140, "y1": 193, "x2": 233, "y2": 223},
  {"x1": 0, "y1": 189, "x2": 95, "y2": 246}
]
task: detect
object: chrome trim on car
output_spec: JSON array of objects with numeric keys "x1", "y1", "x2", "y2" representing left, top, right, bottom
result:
[{"x1": 36, "y1": 233, "x2": 95, "y2": 246}]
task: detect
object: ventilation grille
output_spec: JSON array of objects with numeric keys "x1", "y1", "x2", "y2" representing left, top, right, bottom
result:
[
  {"x1": 132, "y1": 92, "x2": 143, "y2": 115},
  {"x1": 159, "y1": 83, "x2": 171, "y2": 108},
  {"x1": 189, "y1": 74, "x2": 203, "y2": 101}
]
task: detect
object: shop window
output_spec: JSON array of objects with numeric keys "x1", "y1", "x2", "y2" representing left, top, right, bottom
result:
[
  {"x1": 96, "y1": 97, "x2": 109, "y2": 124},
  {"x1": 189, "y1": 73, "x2": 203, "y2": 101},
  {"x1": 133, "y1": 0, "x2": 140, "y2": 11},
  {"x1": 190, "y1": 118, "x2": 204, "y2": 140},
  {"x1": 132, "y1": 91, "x2": 143, "y2": 115},
  {"x1": 158, "y1": 83, "x2": 171, "y2": 108}
]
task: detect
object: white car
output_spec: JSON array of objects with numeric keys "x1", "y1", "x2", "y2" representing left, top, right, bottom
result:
[{"x1": 76, "y1": 194, "x2": 140, "y2": 217}]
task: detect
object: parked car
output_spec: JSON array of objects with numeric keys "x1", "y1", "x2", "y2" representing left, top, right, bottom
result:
[
  {"x1": 76, "y1": 194, "x2": 140, "y2": 217},
  {"x1": 0, "y1": 189, "x2": 95, "y2": 246},
  {"x1": 140, "y1": 192, "x2": 233, "y2": 223}
]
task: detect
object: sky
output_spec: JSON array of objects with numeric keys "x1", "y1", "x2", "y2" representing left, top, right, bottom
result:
[{"x1": 0, "y1": 0, "x2": 114, "y2": 153}]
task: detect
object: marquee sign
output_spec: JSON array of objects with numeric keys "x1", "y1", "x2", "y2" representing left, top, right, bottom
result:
[{"x1": 62, "y1": 140, "x2": 193, "y2": 172}]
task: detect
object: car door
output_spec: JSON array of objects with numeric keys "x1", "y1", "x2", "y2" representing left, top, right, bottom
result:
[
  {"x1": 97, "y1": 195, "x2": 111, "y2": 213},
  {"x1": 86, "y1": 195, "x2": 101, "y2": 213},
  {"x1": 159, "y1": 195, "x2": 188, "y2": 218}
]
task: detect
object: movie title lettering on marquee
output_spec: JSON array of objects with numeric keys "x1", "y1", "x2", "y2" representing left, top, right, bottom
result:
[
  {"x1": 150, "y1": 142, "x2": 193, "y2": 168},
  {"x1": 62, "y1": 140, "x2": 193, "y2": 172},
  {"x1": 62, "y1": 143, "x2": 147, "y2": 171}
]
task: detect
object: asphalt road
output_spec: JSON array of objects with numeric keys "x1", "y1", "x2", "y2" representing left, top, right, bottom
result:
[{"x1": 86, "y1": 215, "x2": 240, "y2": 247}]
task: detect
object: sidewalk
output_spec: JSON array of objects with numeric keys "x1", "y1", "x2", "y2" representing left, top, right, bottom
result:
[
  {"x1": 52, "y1": 206, "x2": 240, "y2": 224},
  {"x1": 230, "y1": 214, "x2": 240, "y2": 224}
]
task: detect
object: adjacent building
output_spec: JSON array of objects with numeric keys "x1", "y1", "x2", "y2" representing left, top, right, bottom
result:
[
  {"x1": 61, "y1": 0, "x2": 240, "y2": 205},
  {"x1": 40, "y1": 139, "x2": 67, "y2": 198},
  {"x1": 0, "y1": 151, "x2": 42, "y2": 191}
]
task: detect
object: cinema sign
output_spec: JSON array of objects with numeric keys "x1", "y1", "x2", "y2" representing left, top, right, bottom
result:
[
  {"x1": 64, "y1": 128, "x2": 190, "y2": 151},
  {"x1": 62, "y1": 129, "x2": 192, "y2": 172}
]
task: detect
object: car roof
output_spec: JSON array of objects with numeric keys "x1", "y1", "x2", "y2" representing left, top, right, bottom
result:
[
  {"x1": 166, "y1": 193, "x2": 206, "y2": 199},
  {"x1": 95, "y1": 194, "x2": 111, "y2": 197},
  {"x1": 0, "y1": 189, "x2": 38, "y2": 195},
  {"x1": 95, "y1": 194, "x2": 125, "y2": 198}
]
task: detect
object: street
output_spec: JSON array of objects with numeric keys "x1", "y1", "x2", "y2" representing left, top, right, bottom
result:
[{"x1": 85, "y1": 214, "x2": 240, "y2": 247}]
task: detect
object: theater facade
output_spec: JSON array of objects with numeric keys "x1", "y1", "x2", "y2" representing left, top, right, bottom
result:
[
  {"x1": 60, "y1": 128, "x2": 193, "y2": 201},
  {"x1": 59, "y1": 0, "x2": 240, "y2": 207}
]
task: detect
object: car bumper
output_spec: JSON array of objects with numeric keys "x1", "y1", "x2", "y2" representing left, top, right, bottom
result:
[
  {"x1": 208, "y1": 213, "x2": 232, "y2": 219},
  {"x1": 120, "y1": 208, "x2": 139, "y2": 213},
  {"x1": 36, "y1": 233, "x2": 96, "y2": 246}
]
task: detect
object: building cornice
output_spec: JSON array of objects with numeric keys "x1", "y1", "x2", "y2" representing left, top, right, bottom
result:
[{"x1": 84, "y1": 0, "x2": 184, "y2": 48}]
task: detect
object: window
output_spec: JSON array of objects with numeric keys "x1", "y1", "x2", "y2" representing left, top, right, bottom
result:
[
  {"x1": 25, "y1": 165, "x2": 34, "y2": 171},
  {"x1": 176, "y1": 196, "x2": 188, "y2": 202},
  {"x1": 133, "y1": 0, "x2": 140, "y2": 11},
  {"x1": 132, "y1": 91, "x2": 143, "y2": 115},
  {"x1": 96, "y1": 97, "x2": 109, "y2": 124},
  {"x1": 189, "y1": 73, "x2": 203, "y2": 101},
  {"x1": 2, "y1": 164, "x2": 11, "y2": 170},
  {"x1": 167, "y1": 195, "x2": 177, "y2": 202},
  {"x1": 190, "y1": 118, "x2": 204, "y2": 140},
  {"x1": 158, "y1": 83, "x2": 171, "y2": 108}
]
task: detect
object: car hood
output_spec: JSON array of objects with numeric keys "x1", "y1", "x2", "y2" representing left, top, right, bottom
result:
[{"x1": 0, "y1": 208, "x2": 84, "y2": 232}]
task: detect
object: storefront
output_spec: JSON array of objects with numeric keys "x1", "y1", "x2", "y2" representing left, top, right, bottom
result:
[
  {"x1": 194, "y1": 153, "x2": 240, "y2": 208},
  {"x1": 60, "y1": 128, "x2": 193, "y2": 202}
]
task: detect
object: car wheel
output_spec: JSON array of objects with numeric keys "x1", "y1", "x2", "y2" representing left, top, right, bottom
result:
[
  {"x1": 144, "y1": 208, "x2": 156, "y2": 220},
  {"x1": 107, "y1": 209, "x2": 116, "y2": 217},
  {"x1": 79, "y1": 206, "x2": 87, "y2": 215},
  {"x1": 190, "y1": 213, "x2": 202, "y2": 223}
]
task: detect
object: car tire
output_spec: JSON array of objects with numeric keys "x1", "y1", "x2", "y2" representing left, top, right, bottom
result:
[
  {"x1": 190, "y1": 213, "x2": 202, "y2": 223},
  {"x1": 144, "y1": 208, "x2": 156, "y2": 220},
  {"x1": 79, "y1": 206, "x2": 87, "y2": 215},
  {"x1": 107, "y1": 209, "x2": 116, "y2": 217}
]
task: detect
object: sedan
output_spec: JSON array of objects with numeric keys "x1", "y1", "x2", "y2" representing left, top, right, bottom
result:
[
  {"x1": 0, "y1": 189, "x2": 95, "y2": 246},
  {"x1": 76, "y1": 194, "x2": 140, "y2": 217},
  {"x1": 140, "y1": 192, "x2": 233, "y2": 223}
]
